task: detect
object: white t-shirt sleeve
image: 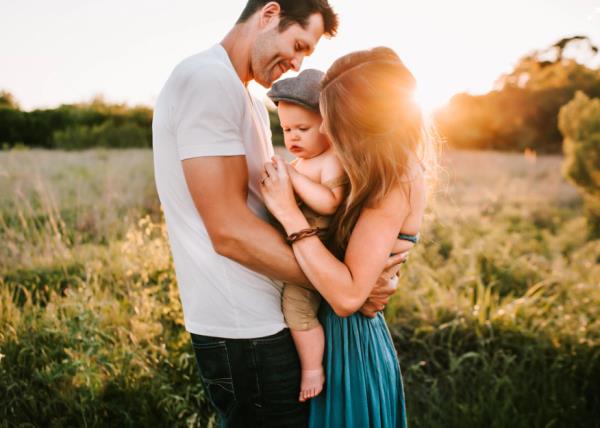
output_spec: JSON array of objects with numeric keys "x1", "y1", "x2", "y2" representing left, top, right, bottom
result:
[{"x1": 175, "y1": 65, "x2": 246, "y2": 160}]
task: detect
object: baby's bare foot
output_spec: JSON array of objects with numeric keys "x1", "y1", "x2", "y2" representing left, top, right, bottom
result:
[{"x1": 299, "y1": 368, "x2": 325, "y2": 402}]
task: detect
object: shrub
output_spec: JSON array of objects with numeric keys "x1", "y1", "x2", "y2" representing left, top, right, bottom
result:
[
  {"x1": 559, "y1": 91, "x2": 600, "y2": 238},
  {"x1": 53, "y1": 120, "x2": 151, "y2": 150}
]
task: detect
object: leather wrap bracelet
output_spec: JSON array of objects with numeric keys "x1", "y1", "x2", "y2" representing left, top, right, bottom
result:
[{"x1": 286, "y1": 227, "x2": 322, "y2": 244}]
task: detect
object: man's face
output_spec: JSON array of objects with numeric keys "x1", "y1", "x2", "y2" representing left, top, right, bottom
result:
[{"x1": 251, "y1": 13, "x2": 325, "y2": 88}]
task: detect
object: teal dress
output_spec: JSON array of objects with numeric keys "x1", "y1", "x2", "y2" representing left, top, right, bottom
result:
[{"x1": 309, "y1": 233, "x2": 417, "y2": 428}]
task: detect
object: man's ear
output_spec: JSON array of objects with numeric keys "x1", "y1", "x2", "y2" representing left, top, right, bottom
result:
[{"x1": 258, "y1": 2, "x2": 281, "y2": 29}]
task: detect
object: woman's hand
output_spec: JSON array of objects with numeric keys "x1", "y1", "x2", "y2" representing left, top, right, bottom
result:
[{"x1": 260, "y1": 155, "x2": 302, "y2": 224}]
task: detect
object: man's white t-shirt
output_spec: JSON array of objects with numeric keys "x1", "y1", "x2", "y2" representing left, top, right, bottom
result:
[{"x1": 152, "y1": 44, "x2": 286, "y2": 339}]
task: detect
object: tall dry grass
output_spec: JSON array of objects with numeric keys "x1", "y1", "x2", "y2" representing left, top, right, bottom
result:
[{"x1": 0, "y1": 148, "x2": 598, "y2": 427}]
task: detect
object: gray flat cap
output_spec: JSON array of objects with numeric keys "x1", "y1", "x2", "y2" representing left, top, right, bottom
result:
[{"x1": 267, "y1": 69, "x2": 325, "y2": 113}]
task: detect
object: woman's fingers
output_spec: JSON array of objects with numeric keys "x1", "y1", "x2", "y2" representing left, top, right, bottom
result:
[
  {"x1": 272, "y1": 155, "x2": 289, "y2": 178},
  {"x1": 263, "y1": 157, "x2": 291, "y2": 185},
  {"x1": 263, "y1": 162, "x2": 278, "y2": 184}
]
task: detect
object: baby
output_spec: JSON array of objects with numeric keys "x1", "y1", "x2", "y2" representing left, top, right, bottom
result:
[{"x1": 267, "y1": 69, "x2": 347, "y2": 402}]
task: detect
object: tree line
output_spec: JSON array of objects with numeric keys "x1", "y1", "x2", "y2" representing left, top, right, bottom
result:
[
  {"x1": 434, "y1": 36, "x2": 600, "y2": 153},
  {"x1": 0, "y1": 95, "x2": 152, "y2": 149},
  {"x1": 1, "y1": 36, "x2": 599, "y2": 153},
  {"x1": 0, "y1": 91, "x2": 283, "y2": 151}
]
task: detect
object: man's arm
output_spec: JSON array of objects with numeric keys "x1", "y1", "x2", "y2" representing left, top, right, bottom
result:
[{"x1": 182, "y1": 155, "x2": 311, "y2": 286}]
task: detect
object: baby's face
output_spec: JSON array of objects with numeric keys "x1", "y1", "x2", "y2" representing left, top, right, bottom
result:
[{"x1": 277, "y1": 101, "x2": 330, "y2": 159}]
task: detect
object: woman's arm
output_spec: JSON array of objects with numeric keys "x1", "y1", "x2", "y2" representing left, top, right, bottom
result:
[{"x1": 262, "y1": 156, "x2": 412, "y2": 317}]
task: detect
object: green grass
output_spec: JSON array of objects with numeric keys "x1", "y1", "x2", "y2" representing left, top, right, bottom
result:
[{"x1": 0, "y1": 148, "x2": 598, "y2": 427}]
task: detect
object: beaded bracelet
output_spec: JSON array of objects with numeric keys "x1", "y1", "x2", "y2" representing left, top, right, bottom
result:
[{"x1": 286, "y1": 227, "x2": 322, "y2": 244}]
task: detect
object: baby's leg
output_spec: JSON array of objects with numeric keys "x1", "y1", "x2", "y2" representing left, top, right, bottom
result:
[
  {"x1": 282, "y1": 284, "x2": 325, "y2": 402},
  {"x1": 291, "y1": 325, "x2": 325, "y2": 402}
]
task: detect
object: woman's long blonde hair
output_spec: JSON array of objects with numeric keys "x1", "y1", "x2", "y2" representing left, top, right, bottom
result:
[{"x1": 320, "y1": 47, "x2": 438, "y2": 258}]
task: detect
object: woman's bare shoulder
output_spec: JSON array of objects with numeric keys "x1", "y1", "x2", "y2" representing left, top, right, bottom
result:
[
  {"x1": 364, "y1": 184, "x2": 409, "y2": 217},
  {"x1": 400, "y1": 159, "x2": 427, "y2": 200},
  {"x1": 364, "y1": 166, "x2": 426, "y2": 221}
]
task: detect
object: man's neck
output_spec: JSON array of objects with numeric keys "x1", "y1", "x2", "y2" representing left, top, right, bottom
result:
[{"x1": 221, "y1": 24, "x2": 254, "y2": 86}]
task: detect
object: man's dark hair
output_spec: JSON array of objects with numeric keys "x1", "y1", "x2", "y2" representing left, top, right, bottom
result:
[{"x1": 237, "y1": 0, "x2": 338, "y2": 37}]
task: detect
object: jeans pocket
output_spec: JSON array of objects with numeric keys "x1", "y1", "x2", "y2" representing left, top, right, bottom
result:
[
  {"x1": 253, "y1": 331, "x2": 301, "y2": 399},
  {"x1": 191, "y1": 340, "x2": 236, "y2": 415}
]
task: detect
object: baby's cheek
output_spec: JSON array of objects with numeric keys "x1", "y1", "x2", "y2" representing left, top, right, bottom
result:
[{"x1": 313, "y1": 131, "x2": 330, "y2": 150}]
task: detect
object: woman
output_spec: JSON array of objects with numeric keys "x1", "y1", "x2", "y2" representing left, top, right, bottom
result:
[{"x1": 260, "y1": 47, "x2": 434, "y2": 427}]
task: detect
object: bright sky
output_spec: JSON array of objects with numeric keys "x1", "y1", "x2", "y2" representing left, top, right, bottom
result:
[{"x1": 2, "y1": 0, "x2": 600, "y2": 112}]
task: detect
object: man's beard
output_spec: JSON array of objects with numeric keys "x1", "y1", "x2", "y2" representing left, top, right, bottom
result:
[
  {"x1": 252, "y1": 31, "x2": 281, "y2": 88},
  {"x1": 252, "y1": 59, "x2": 277, "y2": 88},
  {"x1": 252, "y1": 57, "x2": 283, "y2": 88}
]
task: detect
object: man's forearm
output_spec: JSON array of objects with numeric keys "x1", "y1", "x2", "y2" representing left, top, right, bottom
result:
[
  {"x1": 215, "y1": 208, "x2": 310, "y2": 286},
  {"x1": 181, "y1": 155, "x2": 310, "y2": 286}
]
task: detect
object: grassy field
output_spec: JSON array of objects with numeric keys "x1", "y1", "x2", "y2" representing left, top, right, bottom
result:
[{"x1": 0, "y1": 148, "x2": 598, "y2": 427}]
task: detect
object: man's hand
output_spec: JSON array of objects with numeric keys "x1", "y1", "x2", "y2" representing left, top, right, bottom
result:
[{"x1": 359, "y1": 250, "x2": 409, "y2": 318}]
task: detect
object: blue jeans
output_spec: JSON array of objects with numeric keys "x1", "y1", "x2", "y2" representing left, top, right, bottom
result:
[{"x1": 191, "y1": 328, "x2": 308, "y2": 427}]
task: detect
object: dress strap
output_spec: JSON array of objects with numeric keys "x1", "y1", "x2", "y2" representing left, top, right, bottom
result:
[
  {"x1": 322, "y1": 175, "x2": 349, "y2": 190},
  {"x1": 398, "y1": 233, "x2": 419, "y2": 243}
]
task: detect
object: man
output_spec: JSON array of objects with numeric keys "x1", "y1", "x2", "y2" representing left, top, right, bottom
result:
[{"x1": 153, "y1": 1, "x2": 406, "y2": 426}]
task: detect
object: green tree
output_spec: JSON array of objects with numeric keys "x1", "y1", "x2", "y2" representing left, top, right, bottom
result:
[
  {"x1": 53, "y1": 120, "x2": 150, "y2": 150},
  {"x1": 559, "y1": 91, "x2": 600, "y2": 238},
  {"x1": 0, "y1": 92, "x2": 155, "y2": 149}
]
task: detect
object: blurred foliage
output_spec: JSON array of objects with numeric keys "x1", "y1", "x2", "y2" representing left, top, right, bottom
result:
[
  {"x1": 0, "y1": 148, "x2": 597, "y2": 427},
  {"x1": 559, "y1": 91, "x2": 600, "y2": 238},
  {"x1": 53, "y1": 120, "x2": 151, "y2": 149},
  {"x1": 0, "y1": 90, "x2": 20, "y2": 109},
  {"x1": 0, "y1": 95, "x2": 152, "y2": 150},
  {"x1": 269, "y1": 108, "x2": 284, "y2": 147},
  {"x1": 435, "y1": 35, "x2": 600, "y2": 153}
]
